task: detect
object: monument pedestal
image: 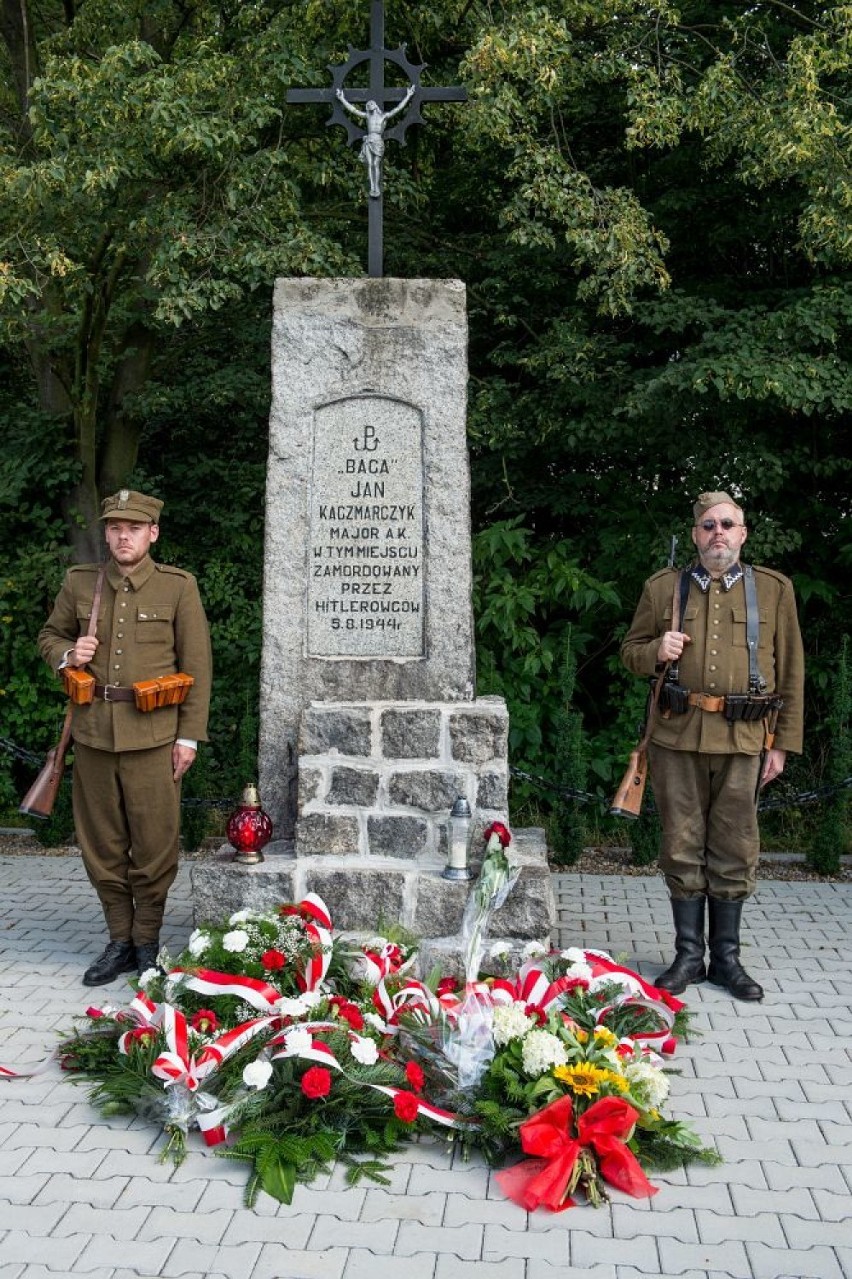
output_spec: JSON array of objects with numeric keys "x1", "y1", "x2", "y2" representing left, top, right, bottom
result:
[{"x1": 190, "y1": 828, "x2": 555, "y2": 977}]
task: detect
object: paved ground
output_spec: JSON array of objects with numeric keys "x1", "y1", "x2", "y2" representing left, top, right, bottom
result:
[{"x1": 0, "y1": 854, "x2": 850, "y2": 1279}]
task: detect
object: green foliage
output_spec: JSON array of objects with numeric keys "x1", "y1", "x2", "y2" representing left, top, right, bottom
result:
[
  {"x1": 548, "y1": 635, "x2": 588, "y2": 866},
  {"x1": 808, "y1": 635, "x2": 852, "y2": 874},
  {"x1": 628, "y1": 811, "x2": 660, "y2": 869}
]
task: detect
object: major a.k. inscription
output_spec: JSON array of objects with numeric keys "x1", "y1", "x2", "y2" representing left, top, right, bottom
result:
[{"x1": 307, "y1": 395, "x2": 424, "y2": 658}]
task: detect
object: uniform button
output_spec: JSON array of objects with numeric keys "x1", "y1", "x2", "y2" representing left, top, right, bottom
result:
[
  {"x1": 114, "y1": 664, "x2": 121, "y2": 671},
  {"x1": 709, "y1": 682, "x2": 717, "y2": 689},
  {"x1": 709, "y1": 664, "x2": 717, "y2": 671},
  {"x1": 714, "y1": 604, "x2": 720, "y2": 610},
  {"x1": 115, "y1": 649, "x2": 123, "y2": 655},
  {"x1": 710, "y1": 649, "x2": 717, "y2": 655},
  {"x1": 117, "y1": 632, "x2": 124, "y2": 639}
]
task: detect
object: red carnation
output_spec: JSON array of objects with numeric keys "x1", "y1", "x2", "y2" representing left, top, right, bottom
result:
[
  {"x1": 301, "y1": 1066, "x2": 332, "y2": 1099},
  {"x1": 436, "y1": 977, "x2": 459, "y2": 997},
  {"x1": 393, "y1": 1090, "x2": 420, "y2": 1123},
  {"x1": 483, "y1": 821, "x2": 512, "y2": 848},
  {"x1": 190, "y1": 1009, "x2": 218, "y2": 1034},
  {"x1": 261, "y1": 948, "x2": 287, "y2": 971},
  {"x1": 129, "y1": 1028, "x2": 156, "y2": 1047},
  {"x1": 404, "y1": 1061, "x2": 425, "y2": 1092},
  {"x1": 337, "y1": 1001, "x2": 365, "y2": 1032}
]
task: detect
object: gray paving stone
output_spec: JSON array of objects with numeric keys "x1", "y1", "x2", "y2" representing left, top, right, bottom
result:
[
  {"x1": 159, "y1": 1239, "x2": 264, "y2": 1279},
  {"x1": 395, "y1": 1221, "x2": 482, "y2": 1261},
  {"x1": 483, "y1": 1222, "x2": 569, "y2": 1266},
  {"x1": 657, "y1": 1237, "x2": 751, "y2": 1278},
  {"x1": 434, "y1": 1259, "x2": 525, "y2": 1279},
  {"x1": 744, "y1": 1242, "x2": 845, "y2": 1279},
  {"x1": 342, "y1": 1252, "x2": 434, "y2": 1279},
  {"x1": 362, "y1": 1188, "x2": 446, "y2": 1225}
]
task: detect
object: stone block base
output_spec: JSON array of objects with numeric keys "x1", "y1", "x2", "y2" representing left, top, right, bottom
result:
[{"x1": 190, "y1": 827, "x2": 556, "y2": 973}]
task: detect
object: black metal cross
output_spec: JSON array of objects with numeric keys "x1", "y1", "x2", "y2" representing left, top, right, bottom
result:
[{"x1": 286, "y1": 0, "x2": 467, "y2": 277}]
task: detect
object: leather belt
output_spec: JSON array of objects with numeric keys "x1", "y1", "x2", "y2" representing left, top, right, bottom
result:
[
  {"x1": 94, "y1": 684, "x2": 135, "y2": 703},
  {"x1": 687, "y1": 692, "x2": 726, "y2": 713}
]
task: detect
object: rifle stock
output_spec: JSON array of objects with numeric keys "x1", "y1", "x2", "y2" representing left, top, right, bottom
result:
[
  {"x1": 608, "y1": 748, "x2": 648, "y2": 820},
  {"x1": 19, "y1": 708, "x2": 73, "y2": 820}
]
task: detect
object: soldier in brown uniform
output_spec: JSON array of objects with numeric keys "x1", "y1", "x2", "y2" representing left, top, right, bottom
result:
[
  {"x1": 38, "y1": 490, "x2": 212, "y2": 985},
  {"x1": 621, "y1": 492, "x2": 804, "y2": 1002}
]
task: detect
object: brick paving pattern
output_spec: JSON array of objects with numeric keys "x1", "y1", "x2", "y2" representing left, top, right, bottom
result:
[{"x1": 0, "y1": 854, "x2": 849, "y2": 1279}]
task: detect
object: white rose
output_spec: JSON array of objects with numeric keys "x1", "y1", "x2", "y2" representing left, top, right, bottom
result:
[
  {"x1": 222, "y1": 930, "x2": 249, "y2": 953},
  {"x1": 350, "y1": 1036, "x2": 379, "y2": 1066},
  {"x1": 242, "y1": 1060, "x2": 274, "y2": 1090}
]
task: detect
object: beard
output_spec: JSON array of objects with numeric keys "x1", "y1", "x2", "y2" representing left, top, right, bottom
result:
[{"x1": 700, "y1": 544, "x2": 739, "y2": 573}]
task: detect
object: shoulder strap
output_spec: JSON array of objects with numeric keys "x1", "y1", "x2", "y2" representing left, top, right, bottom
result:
[{"x1": 743, "y1": 565, "x2": 766, "y2": 693}]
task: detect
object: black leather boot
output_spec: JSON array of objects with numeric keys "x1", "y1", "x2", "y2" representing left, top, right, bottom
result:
[
  {"x1": 82, "y1": 940, "x2": 136, "y2": 987},
  {"x1": 707, "y1": 898, "x2": 764, "y2": 1001},
  {"x1": 135, "y1": 940, "x2": 162, "y2": 978},
  {"x1": 656, "y1": 897, "x2": 706, "y2": 994}
]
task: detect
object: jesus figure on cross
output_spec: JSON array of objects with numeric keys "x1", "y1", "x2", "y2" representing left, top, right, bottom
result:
[{"x1": 336, "y1": 85, "x2": 416, "y2": 198}]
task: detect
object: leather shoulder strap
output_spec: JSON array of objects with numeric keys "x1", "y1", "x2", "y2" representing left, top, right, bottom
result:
[
  {"x1": 88, "y1": 566, "x2": 107, "y2": 638},
  {"x1": 743, "y1": 564, "x2": 766, "y2": 693}
]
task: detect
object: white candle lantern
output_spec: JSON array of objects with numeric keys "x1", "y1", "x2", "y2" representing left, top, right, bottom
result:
[{"x1": 442, "y1": 796, "x2": 473, "y2": 880}]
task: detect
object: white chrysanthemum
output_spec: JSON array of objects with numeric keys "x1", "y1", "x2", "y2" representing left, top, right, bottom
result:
[
  {"x1": 242, "y1": 1060, "x2": 273, "y2": 1090},
  {"x1": 364, "y1": 1012, "x2": 386, "y2": 1032},
  {"x1": 229, "y1": 909, "x2": 268, "y2": 925},
  {"x1": 137, "y1": 968, "x2": 160, "y2": 989},
  {"x1": 276, "y1": 996, "x2": 308, "y2": 1017},
  {"x1": 521, "y1": 1028, "x2": 569, "y2": 1077},
  {"x1": 560, "y1": 947, "x2": 587, "y2": 965},
  {"x1": 222, "y1": 929, "x2": 249, "y2": 953},
  {"x1": 489, "y1": 941, "x2": 511, "y2": 959},
  {"x1": 522, "y1": 940, "x2": 547, "y2": 960},
  {"x1": 283, "y1": 1028, "x2": 313, "y2": 1056},
  {"x1": 187, "y1": 929, "x2": 211, "y2": 958},
  {"x1": 350, "y1": 1036, "x2": 379, "y2": 1066},
  {"x1": 624, "y1": 1059, "x2": 670, "y2": 1109},
  {"x1": 299, "y1": 990, "x2": 323, "y2": 1009},
  {"x1": 492, "y1": 1001, "x2": 535, "y2": 1047}
]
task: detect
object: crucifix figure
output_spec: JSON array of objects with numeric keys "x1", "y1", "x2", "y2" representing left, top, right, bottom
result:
[
  {"x1": 286, "y1": 0, "x2": 467, "y2": 277},
  {"x1": 336, "y1": 85, "x2": 415, "y2": 199}
]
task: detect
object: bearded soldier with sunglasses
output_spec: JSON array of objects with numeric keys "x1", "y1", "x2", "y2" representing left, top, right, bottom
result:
[{"x1": 621, "y1": 492, "x2": 804, "y2": 1002}]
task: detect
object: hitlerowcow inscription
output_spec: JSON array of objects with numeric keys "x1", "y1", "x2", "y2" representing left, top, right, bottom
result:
[{"x1": 307, "y1": 395, "x2": 425, "y2": 659}]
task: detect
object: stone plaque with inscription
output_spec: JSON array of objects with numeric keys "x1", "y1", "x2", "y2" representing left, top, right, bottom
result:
[{"x1": 308, "y1": 395, "x2": 424, "y2": 659}]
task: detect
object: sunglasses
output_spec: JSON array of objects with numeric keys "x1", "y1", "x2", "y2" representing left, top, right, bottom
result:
[{"x1": 697, "y1": 518, "x2": 742, "y2": 531}]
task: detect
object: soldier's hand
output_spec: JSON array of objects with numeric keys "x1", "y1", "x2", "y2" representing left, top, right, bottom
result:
[
  {"x1": 760, "y1": 747, "x2": 786, "y2": 787},
  {"x1": 657, "y1": 631, "x2": 691, "y2": 663},
  {"x1": 70, "y1": 636, "x2": 99, "y2": 666},
  {"x1": 172, "y1": 742, "x2": 196, "y2": 782}
]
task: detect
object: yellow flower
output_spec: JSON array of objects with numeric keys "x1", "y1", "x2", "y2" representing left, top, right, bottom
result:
[
  {"x1": 605, "y1": 1071, "x2": 630, "y2": 1094},
  {"x1": 553, "y1": 1063, "x2": 612, "y2": 1098},
  {"x1": 574, "y1": 1029, "x2": 589, "y2": 1044},
  {"x1": 592, "y1": 1026, "x2": 618, "y2": 1048}
]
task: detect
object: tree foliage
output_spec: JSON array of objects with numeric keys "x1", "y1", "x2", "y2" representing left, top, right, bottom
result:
[{"x1": 2, "y1": 1, "x2": 851, "y2": 857}]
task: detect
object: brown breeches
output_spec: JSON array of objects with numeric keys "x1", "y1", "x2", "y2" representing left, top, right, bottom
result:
[
  {"x1": 647, "y1": 743, "x2": 761, "y2": 901},
  {"x1": 72, "y1": 741, "x2": 181, "y2": 943}
]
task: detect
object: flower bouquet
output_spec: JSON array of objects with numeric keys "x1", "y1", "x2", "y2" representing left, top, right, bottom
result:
[{"x1": 52, "y1": 828, "x2": 719, "y2": 1210}]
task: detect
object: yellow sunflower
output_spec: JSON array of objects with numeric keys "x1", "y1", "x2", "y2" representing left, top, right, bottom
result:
[{"x1": 553, "y1": 1063, "x2": 612, "y2": 1098}]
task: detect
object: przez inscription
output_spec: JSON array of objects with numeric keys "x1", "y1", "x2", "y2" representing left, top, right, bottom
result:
[{"x1": 307, "y1": 395, "x2": 425, "y2": 658}]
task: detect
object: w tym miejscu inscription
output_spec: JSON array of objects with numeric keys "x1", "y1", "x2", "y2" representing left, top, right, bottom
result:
[{"x1": 307, "y1": 395, "x2": 425, "y2": 659}]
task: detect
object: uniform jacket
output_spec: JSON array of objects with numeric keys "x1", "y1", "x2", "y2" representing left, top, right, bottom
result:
[
  {"x1": 38, "y1": 556, "x2": 212, "y2": 753},
  {"x1": 620, "y1": 563, "x2": 804, "y2": 755}
]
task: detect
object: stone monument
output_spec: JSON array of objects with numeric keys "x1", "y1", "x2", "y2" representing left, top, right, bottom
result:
[{"x1": 191, "y1": 4, "x2": 555, "y2": 971}]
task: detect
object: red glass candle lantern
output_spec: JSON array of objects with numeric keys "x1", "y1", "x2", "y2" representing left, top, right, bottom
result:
[{"x1": 227, "y1": 783, "x2": 273, "y2": 865}]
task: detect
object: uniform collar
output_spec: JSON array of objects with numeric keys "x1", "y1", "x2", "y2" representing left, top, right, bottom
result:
[
  {"x1": 690, "y1": 561, "x2": 743, "y2": 593},
  {"x1": 107, "y1": 555, "x2": 156, "y2": 592}
]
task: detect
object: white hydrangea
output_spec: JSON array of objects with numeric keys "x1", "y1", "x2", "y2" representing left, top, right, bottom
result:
[
  {"x1": 222, "y1": 929, "x2": 249, "y2": 953},
  {"x1": 242, "y1": 1060, "x2": 273, "y2": 1090},
  {"x1": 187, "y1": 929, "x2": 211, "y2": 958},
  {"x1": 521, "y1": 1029, "x2": 569, "y2": 1077},
  {"x1": 350, "y1": 1036, "x2": 379, "y2": 1066},
  {"x1": 492, "y1": 1001, "x2": 535, "y2": 1047},
  {"x1": 623, "y1": 1059, "x2": 670, "y2": 1109}
]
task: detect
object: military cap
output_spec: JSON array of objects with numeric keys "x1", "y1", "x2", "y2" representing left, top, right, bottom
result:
[
  {"x1": 693, "y1": 490, "x2": 743, "y2": 522},
  {"x1": 99, "y1": 489, "x2": 163, "y2": 523}
]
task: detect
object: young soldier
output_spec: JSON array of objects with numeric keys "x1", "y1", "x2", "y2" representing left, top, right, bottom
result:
[{"x1": 39, "y1": 490, "x2": 212, "y2": 984}]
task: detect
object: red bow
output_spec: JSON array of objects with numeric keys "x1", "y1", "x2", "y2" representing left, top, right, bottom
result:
[{"x1": 496, "y1": 1094, "x2": 658, "y2": 1212}]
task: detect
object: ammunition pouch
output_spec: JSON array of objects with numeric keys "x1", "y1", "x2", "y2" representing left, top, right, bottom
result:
[
  {"x1": 133, "y1": 672, "x2": 194, "y2": 713},
  {"x1": 650, "y1": 676, "x2": 691, "y2": 716},
  {"x1": 61, "y1": 667, "x2": 95, "y2": 705},
  {"x1": 723, "y1": 693, "x2": 783, "y2": 725}
]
